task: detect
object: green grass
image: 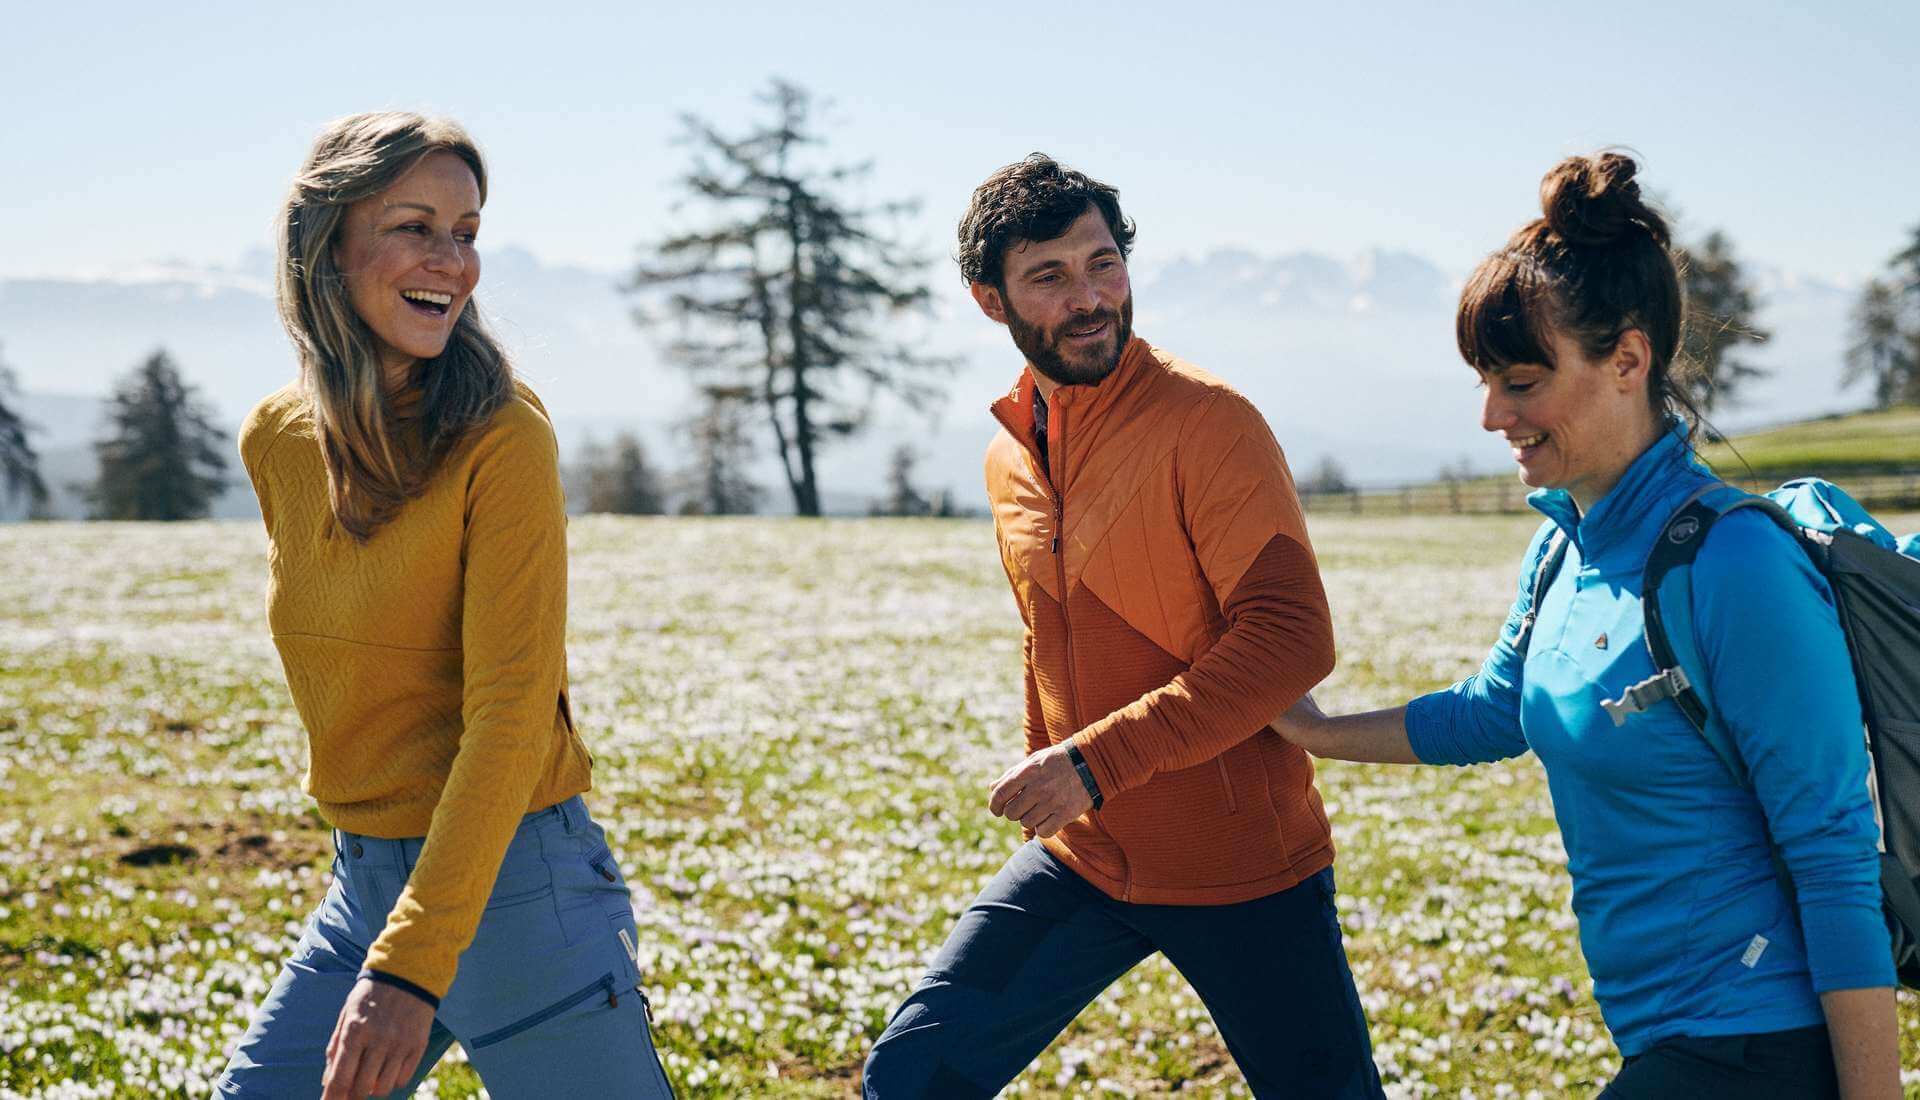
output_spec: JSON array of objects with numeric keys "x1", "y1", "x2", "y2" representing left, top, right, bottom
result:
[
  {"x1": 1313, "y1": 407, "x2": 1920, "y2": 516},
  {"x1": 1698, "y1": 406, "x2": 1920, "y2": 480},
  {"x1": 2, "y1": 516, "x2": 1917, "y2": 1097}
]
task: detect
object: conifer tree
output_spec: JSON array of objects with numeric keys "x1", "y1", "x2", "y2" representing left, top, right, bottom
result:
[
  {"x1": 0, "y1": 346, "x2": 47, "y2": 511},
  {"x1": 1300, "y1": 455, "x2": 1354, "y2": 496},
  {"x1": 1843, "y1": 225, "x2": 1920, "y2": 408},
  {"x1": 630, "y1": 80, "x2": 953, "y2": 516},
  {"x1": 577, "y1": 431, "x2": 666, "y2": 515},
  {"x1": 88, "y1": 349, "x2": 229, "y2": 520},
  {"x1": 678, "y1": 385, "x2": 763, "y2": 516},
  {"x1": 1677, "y1": 230, "x2": 1769, "y2": 412},
  {"x1": 873, "y1": 444, "x2": 930, "y2": 517},
  {"x1": 1844, "y1": 280, "x2": 1918, "y2": 408}
]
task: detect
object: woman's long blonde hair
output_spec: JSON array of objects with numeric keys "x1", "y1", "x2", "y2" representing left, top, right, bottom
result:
[{"x1": 275, "y1": 111, "x2": 514, "y2": 540}]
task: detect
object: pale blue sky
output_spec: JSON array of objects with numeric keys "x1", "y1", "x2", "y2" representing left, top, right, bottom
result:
[{"x1": 4, "y1": 0, "x2": 1916, "y2": 284}]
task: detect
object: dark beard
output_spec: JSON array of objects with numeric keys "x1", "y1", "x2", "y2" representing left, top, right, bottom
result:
[{"x1": 1006, "y1": 294, "x2": 1133, "y2": 388}]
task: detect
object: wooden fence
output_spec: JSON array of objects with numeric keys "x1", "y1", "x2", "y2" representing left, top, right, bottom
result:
[{"x1": 1300, "y1": 470, "x2": 1920, "y2": 517}]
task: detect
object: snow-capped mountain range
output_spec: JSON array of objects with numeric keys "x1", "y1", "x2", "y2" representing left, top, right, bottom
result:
[{"x1": 0, "y1": 245, "x2": 1867, "y2": 519}]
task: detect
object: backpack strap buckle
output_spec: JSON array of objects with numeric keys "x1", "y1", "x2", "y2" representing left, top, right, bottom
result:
[{"x1": 1601, "y1": 666, "x2": 1693, "y2": 727}]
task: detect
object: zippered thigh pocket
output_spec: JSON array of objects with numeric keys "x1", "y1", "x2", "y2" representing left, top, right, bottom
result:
[{"x1": 469, "y1": 973, "x2": 618, "y2": 1049}]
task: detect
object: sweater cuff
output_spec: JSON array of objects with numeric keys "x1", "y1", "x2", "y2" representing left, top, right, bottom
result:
[
  {"x1": 1800, "y1": 904, "x2": 1897, "y2": 994},
  {"x1": 1403, "y1": 692, "x2": 1457, "y2": 765},
  {"x1": 359, "y1": 967, "x2": 442, "y2": 1009},
  {"x1": 1073, "y1": 722, "x2": 1144, "y2": 799}
]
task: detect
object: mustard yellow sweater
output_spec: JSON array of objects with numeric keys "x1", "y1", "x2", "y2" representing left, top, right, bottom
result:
[{"x1": 239, "y1": 380, "x2": 592, "y2": 998}]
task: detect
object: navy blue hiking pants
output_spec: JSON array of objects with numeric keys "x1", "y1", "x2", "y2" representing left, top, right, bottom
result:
[
  {"x1": 863, "y1": 841, "x2": 1384, "y2": 1098},
  {"x1": 1599, "y1": 1024, "x2": 1839, "y2": 1098}
]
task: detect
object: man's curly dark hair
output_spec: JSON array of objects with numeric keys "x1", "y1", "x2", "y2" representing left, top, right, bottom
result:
[{"x1": 956, "y1": 154, "x2": 1136, "y2": 288}]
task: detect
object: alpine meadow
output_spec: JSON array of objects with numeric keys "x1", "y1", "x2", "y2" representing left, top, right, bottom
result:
[{"x1": 3, "y1": 512, "x2": 1917, "y2": 1098}]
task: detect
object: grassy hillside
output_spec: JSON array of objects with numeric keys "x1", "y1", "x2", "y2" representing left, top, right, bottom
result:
[
  {"x1": 1303, "y1": 406, "x2": 1920, "y2": 516},
  {"x1": 1698, "y1": 406, "x2": 1920, "y2": 480}
]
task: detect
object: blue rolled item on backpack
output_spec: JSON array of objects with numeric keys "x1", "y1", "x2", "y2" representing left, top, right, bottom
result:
[
  {"x1": 1776, "y1": 479, "x2": 1920, "y2": 564},
  {"x1": 1404, "y1": 426, "x2": 1892, "y2": 1057},
  {"x1": 1770, "y1": 478, "x2": 1898, "y2": 551}
]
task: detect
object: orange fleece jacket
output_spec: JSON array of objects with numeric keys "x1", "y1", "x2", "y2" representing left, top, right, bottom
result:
[
  {"x1": 239, "y1": 380, "x2": 592, "y2": 998},
  {"x1": 986, "y1": 337, "x2": 1337, "y2": 904}
]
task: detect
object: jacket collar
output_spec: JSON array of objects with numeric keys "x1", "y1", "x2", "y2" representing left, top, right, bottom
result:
[
  {"x1": 1528, "y1": 419, "x2": 1717, "y2": 562},
  {"x1": 989, "y1": 336, "x2": 1156, "y2": 448}
]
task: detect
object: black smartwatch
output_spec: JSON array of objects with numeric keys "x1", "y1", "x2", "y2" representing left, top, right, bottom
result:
[{"x1": 1064, "y1": 742, "x2": 1103, "y2": 811}]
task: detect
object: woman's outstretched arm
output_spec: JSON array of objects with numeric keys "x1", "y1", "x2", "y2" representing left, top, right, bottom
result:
[
  {"x1": 1284, "y1": 522, "x2": 1562, "y2": 770},
  {"x1": 1271, "y1": 694, "x2": 1420, "y2": 764}
]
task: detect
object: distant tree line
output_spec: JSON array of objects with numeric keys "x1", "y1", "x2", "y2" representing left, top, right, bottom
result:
[
  {"x1": 568, "y1": 427, "x2": 959, "y2": 518},
  {"x1": 568, "y1": 384, "x2": 767, "y2": 517}
]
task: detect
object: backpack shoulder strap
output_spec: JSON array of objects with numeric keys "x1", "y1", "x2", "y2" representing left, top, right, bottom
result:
[
  {"x1": 1516, "y1": 528, "x2": 1570, "y2": 655},
  {"x1": 1637, "y1": 483, "x2": 1816, "y2": 901},
  {"x1": 1635, "y1": 484, "x2": 1808, "y2": 784}
]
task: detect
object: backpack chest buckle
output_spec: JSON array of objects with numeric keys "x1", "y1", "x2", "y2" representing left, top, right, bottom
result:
[{"x1": 1601, "y1": 666, "x2": 1692, "y2": 727}]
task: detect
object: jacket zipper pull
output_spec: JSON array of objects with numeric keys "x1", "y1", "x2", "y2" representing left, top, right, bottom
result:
[
  {"x1": 1051, "y1": 535, "x2": 1059, "y2": 554},
  {"x1": 603, "y1": 975, "x2": 618, "y2": 1008}
]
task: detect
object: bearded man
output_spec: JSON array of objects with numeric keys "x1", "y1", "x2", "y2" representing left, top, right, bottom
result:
[{"x1": 861, "y1": 155, "x2": 1383, "y2": 1098}]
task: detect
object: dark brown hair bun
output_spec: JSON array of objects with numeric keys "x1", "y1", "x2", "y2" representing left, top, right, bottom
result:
[
  {"x1": 1457, "y1": 150, "x2": 1702, "y2": 441},
  {"x1": 1538, "y1": 151, "x2": 1670, "y2": 250}
]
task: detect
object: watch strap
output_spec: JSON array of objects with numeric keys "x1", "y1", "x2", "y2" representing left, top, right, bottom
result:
[{"x1": 1064, "y1": 742, "x2": 1103, "y2": 811}]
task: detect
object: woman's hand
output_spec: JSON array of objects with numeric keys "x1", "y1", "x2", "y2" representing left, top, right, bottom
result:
[
  {"x1": 1272, "y1": 693, "x2": 1330, "y2": 750},
  {"x1": 322, "y1": 977, "x2": 435, "y2": 1099}
]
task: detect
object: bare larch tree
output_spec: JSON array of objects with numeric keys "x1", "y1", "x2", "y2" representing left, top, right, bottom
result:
[{"x1": 629, "y1": 80, "x2": 953, "y2": 516}]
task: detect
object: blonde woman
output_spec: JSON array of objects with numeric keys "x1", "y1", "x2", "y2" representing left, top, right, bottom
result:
[{"x1": 214, "y1": 113, "x2": 674, "y2": 1100}]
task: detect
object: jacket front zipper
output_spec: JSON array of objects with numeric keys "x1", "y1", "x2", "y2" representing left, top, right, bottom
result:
[{"x1": 1043, "y1": 400, "x2": 1132, "y2": 902}]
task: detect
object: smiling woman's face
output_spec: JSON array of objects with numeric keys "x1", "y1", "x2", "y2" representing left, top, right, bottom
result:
[
  {"x1": 1476, "y1": 327, "x2": 1661, "y2": 511},
  {"x1": 332, "y1": 150, "x2": 482, "y2": 385}
]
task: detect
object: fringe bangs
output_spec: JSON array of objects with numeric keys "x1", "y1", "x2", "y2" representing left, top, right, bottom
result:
[{"x1": 1456, "y1": 238, "x2": 1562, "y2": 375}]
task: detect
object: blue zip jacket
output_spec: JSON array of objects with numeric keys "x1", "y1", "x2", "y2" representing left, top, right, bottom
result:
[{"x1": 1405, "y1": 427, "x2": 1891, "y2": 1055}]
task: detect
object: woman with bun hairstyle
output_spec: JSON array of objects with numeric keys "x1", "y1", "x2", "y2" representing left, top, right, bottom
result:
[
  {"x1": 214, "y1": 112, "x2": 674, "y2": 1099},
  {"x1": 1276, "y1": 152, "x2": 1899, "y2": 1097}
]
